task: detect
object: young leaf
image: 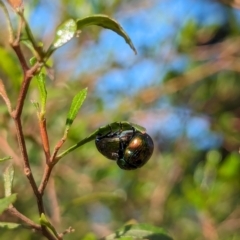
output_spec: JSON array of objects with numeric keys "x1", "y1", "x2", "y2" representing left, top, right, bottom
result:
[
  {"x1": 39, "y1": 213, "x2": 59, "y2": 238},
  {"x1": 29, "y1": 56, "x2": 37, "y2": 66},
  {"x1": 76, "y1": 14, "x2": 137, "y2": 54},
  {"x1": 36, "y1": 72, "x2": 47, "y2": 115},
  {"x1": 3, "y1": 164, "x2": 14, "y2": 197},
  {"x1": 102, "y1": 223, "x2": 173, "y2": 240},
  {"x1": 0, "y1": 222, "x2": 20, "y2": 229},
  {"x1": 49, "y1": 19, "x2": 77, "y2": 53},
  {"x1": 0, "y1": 194, "x2": 17, "y2": 215},
  {"x1": 66, "y1": 88, "x2": 87, "y2": 128}
]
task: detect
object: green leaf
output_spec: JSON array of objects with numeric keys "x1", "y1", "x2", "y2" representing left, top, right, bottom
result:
[
  {"x1": 102, "y1": 224, "x2": 173, "y2": 240},
  {"x1": 39, "y1": 213, "x2": 59, "y2": 238},
  {"x1": 0, "y1": 222, "x2": 20, "y2": 229},
  {"x1": 51, "y1": 19, "x2": 77, "y2": 51},
  {"x1": 76, "y1": 14, "x2": 137, "y2": 54},
  {"x1": 3, "y1": 164, "x2": 14, "y2": 197},
  {"x1": 29, "y1": 56, "x2": 37, "y2": 66},
  {"x1": 0, "y1": 194, "x2": 17, "y2": 215},
  {"x1": 57, "y1": 121, "x2": 146, "y2": 160},
  {"x1": 0, "y1": 156, "x2": 12, "y2": 162},
  {"x1": 36, "y1": 72, "x2": 47, "y2": 115},
  {"x1": 66, "y1": 88, "x2": 88, "y2": 128}
]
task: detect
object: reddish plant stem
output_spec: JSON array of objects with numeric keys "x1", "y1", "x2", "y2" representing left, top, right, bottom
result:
[
  {"x1": 14, "y1": 67, "x2": 41, "y2": 118},
  {"x1": 11, "y1": 59, "x2": 43, "y2": 209},
  {"x1": 38, "y1": 138, "x2": 66, "y2": 195},
  {"x1": 11, "y1": 76, "x2": 57, "y2": 240},
  {"x1": 39, "y1": 163, "x2": 53, "y2": 195},
  {"x1": 11, "y1": 42, "x2": 28, "y2": 73},
  {"x1": 13, "y1": 117, "x2": 40, "y2": 198},
  {"x1": 39, "y1": 117, "x2": 51, "y2": 163},
  {"x1": 51, "y1": 138, "x2": 66, "y2": 163}
]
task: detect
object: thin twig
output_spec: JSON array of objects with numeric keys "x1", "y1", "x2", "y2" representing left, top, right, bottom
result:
[
  {"x1": 12, "y1": 116, "x2": 43, "y2": 205},
  {"x1": 38, "y1": 163, "x2": 53, "y2": 195},
  {"x1": 38, "y1": 137, "x2": 66, "y2": 195},
  {"x1": 39, "y1": 117, "x2": 51, "y2": 163},
  {"x1": 18, "y1": 10, "x2": 45, "y2": 60},
  {"x1": 8, "y1": 205, "x2": 57, "y2": 240},
  {"x1": 10, "y1": 63, "x2": 41, "y2": 209},
  {"x1": 12, "y1": 63, "x2": 41, "y2": 118},
  {"x1": 9, "y1": 204, "x2": 58, "y2": 239},
  {"x1": 59, "y1": 226, "x2": 75, "y2": 238},
  {"x1": 56, "y1": 137, "x2": 91, "y2": 160},
  {"x1": 8, "y1": 206, "x2": 41, "y2": 231},
  {"x1": 15, "y1": 8, "x2": 24, "y2": 43},
  {"x1": 51, "y1": 138, "x2": 66, "y2": 162}
]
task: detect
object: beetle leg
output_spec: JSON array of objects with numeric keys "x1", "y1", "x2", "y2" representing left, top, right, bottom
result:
[
  {"x1": 128, "y1": 126, "x2": 136, "y2": 141},
  {"x1": 118, "y1": 122, "x2": 123, "y2": 136},
  {"x1": 118, "y1": 135, "x2": 125, "y2": 159},
  {"x1": 97, "y1": 124, "x2": 114, "y2": 140}
]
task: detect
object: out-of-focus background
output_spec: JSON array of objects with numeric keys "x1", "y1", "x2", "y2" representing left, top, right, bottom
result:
[{"x1": 1, "y1": 0, "x2": 240, "y2": 239}]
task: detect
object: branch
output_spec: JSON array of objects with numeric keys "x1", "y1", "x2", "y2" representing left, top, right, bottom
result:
[
  {"x1": 8, "y1": 206, "x2": 58, "y2": 240},
  {"x1": 8, "y1": 206, "x2": 41, "y2": 231},
  {"x1": 39, "y1": 117, "x2": 51, "y2": 163},
  {"x1": 6, "y1": 8, "x2": 59, "y2": 240},
  {"x1": 9, "y1": 57, "x2": 42, "y2": 209},
  {"x1": 12, "y1": 63, "x2": 41, "y2": 119},
  {"x1": 38, "y1": 137, "x2": 66, "y2": 195},
  {"x1": 9, "y1": 12, "x2": 48, "y2": 234},
  {"x1": 38, "y1": 163, "x2": 53, "y2": 195}
]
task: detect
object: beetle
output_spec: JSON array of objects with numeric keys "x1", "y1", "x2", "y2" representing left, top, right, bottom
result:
[
  {"x1": 95, "y1": 123, "x2": 154, "y2": 170},
  {"x1": 116, "y1": 131, "x2": 154, "y2": 170}
]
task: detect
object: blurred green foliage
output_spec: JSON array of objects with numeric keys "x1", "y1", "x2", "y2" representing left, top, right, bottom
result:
[{"x1": 1, "y1": 0, "x2": 240, "y2": 240}]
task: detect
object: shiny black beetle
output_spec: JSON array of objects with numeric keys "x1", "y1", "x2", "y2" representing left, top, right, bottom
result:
[{"x1": 95, "y1": 123, "x2": 154, "y2": 170}]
